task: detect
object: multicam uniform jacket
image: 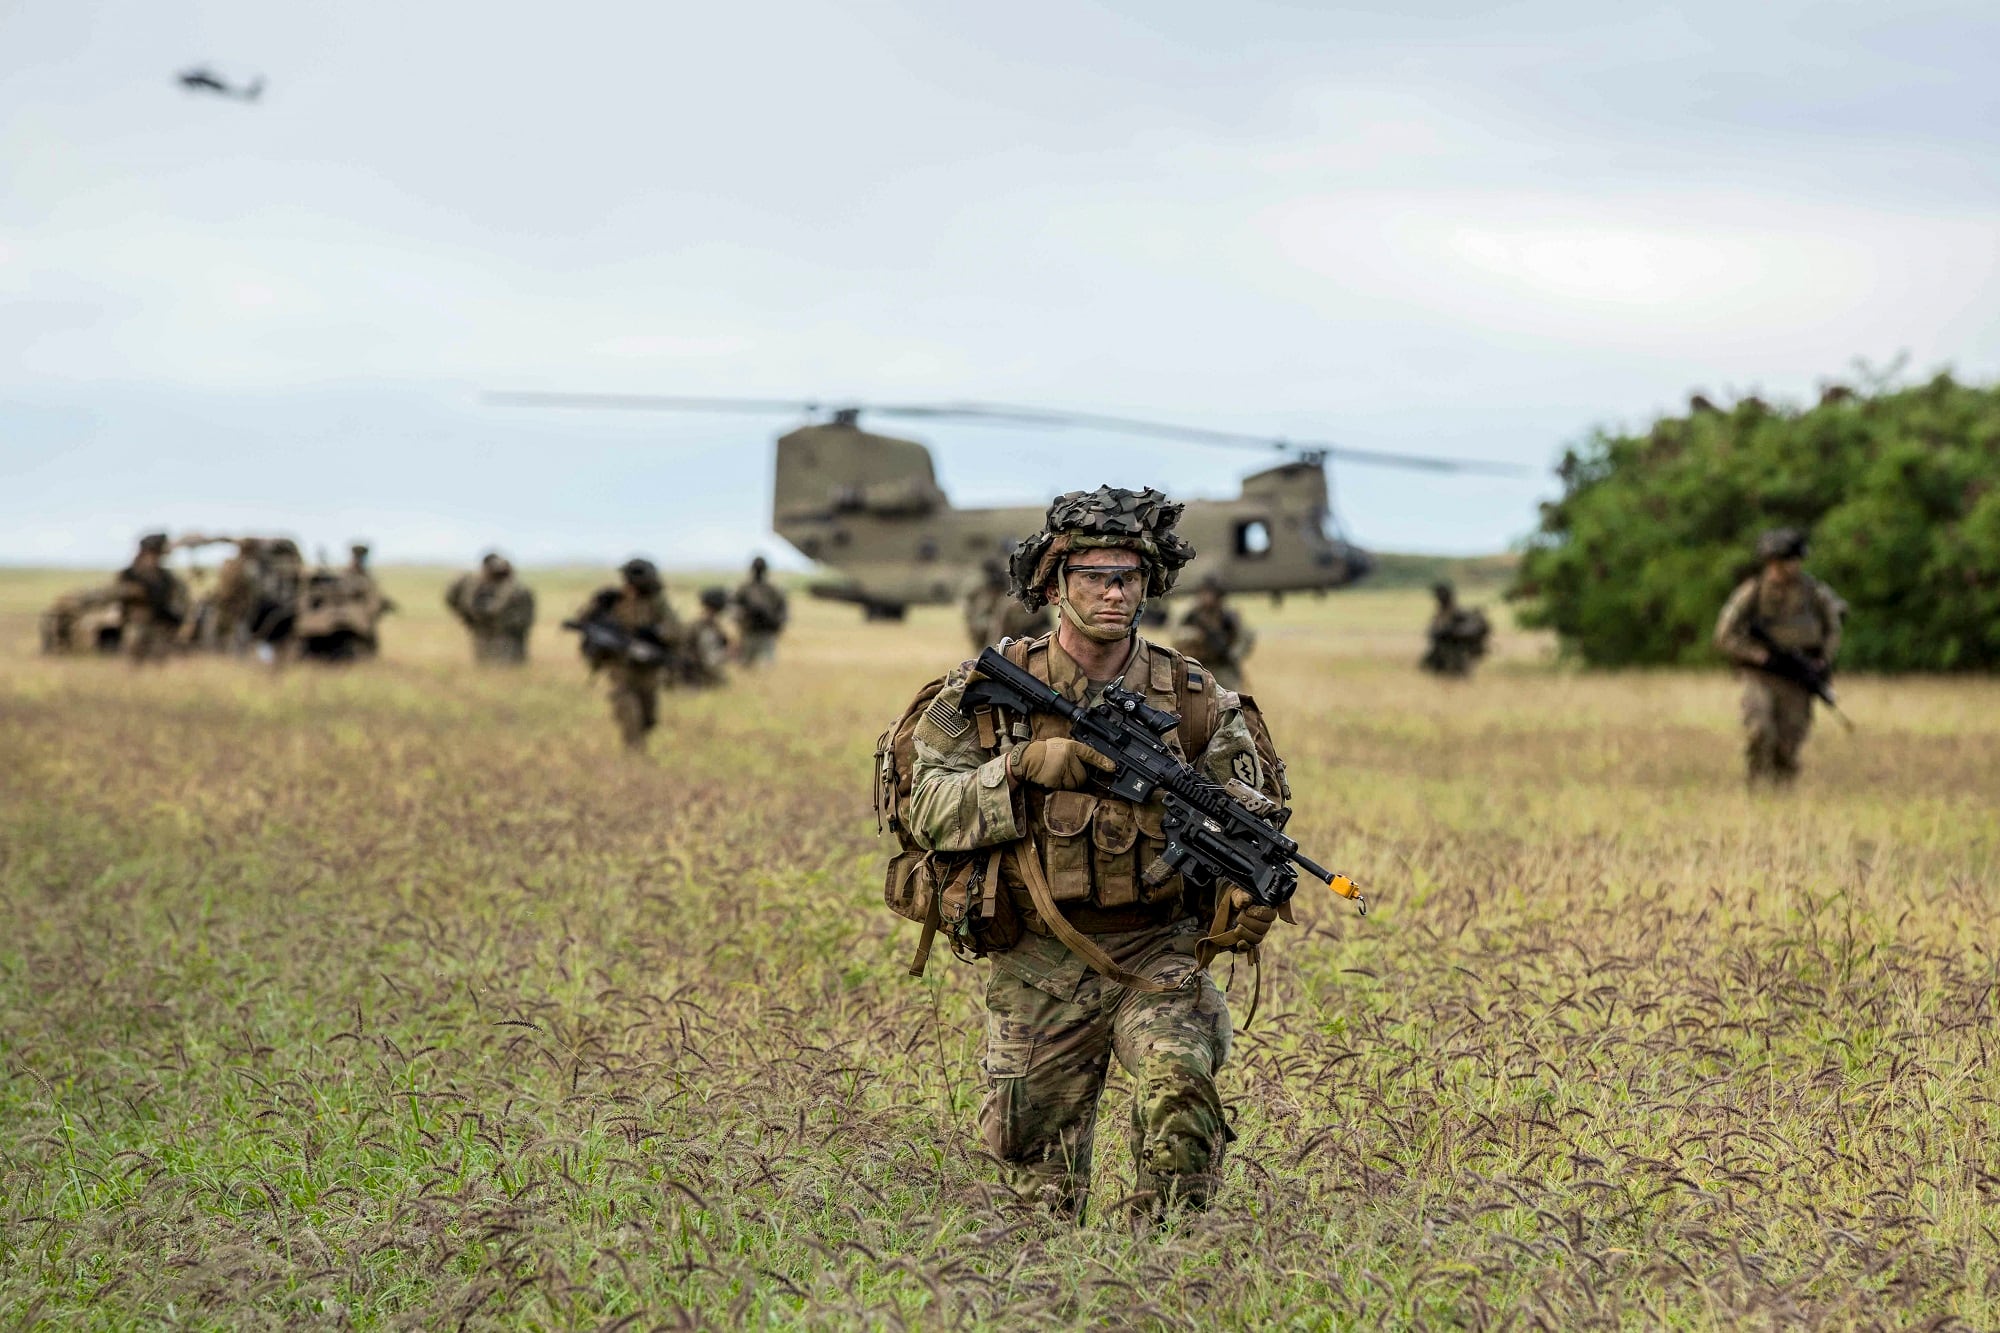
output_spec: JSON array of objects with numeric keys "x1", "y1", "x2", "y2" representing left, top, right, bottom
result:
[{"x1": 907, "y1": 633, "x2": 1268, "y2": 975}]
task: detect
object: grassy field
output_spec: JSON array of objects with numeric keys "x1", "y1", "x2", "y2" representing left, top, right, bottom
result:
[{"x1": 2, "y1": 565, "x2": 1998, "y2": 1329}]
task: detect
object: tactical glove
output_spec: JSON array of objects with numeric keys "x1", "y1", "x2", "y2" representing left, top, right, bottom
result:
[
  {"x1": 1010, "y1": 738, "x2": 1117, "y2": 790},
  {"x1": 1230, "y1": 886, "x2": 1279, "y2": 951}
]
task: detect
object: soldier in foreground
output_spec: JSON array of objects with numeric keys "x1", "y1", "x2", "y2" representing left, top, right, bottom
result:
[
  {"x1": 904, "y1": 487, "x2": 1291, "y2": 1223},
  {"x1": 731, "y1": 556, "x2": 789, "y2": 666},
  {"x1": 113, "y1": 533, "x2": 189, "y2": 663},
  {"x1": 1174, "y1": 574, "x2": 1253, "y2": 692},
  {"x1": 570, "y1": 558, "x2": 679, "y2": 751},
  {"x1": 1714, "y1": 528, "x2": 1845, "y2": 785},
  {"x1": 963, "y1": 556, "x2": 1052, "y2": 653},
  {"x1": 1420, "y1": 581, "x2": 1491, "y2": 678},
  {"x1": 682, "y1": 587, "x2": 733, "y2": 688},
  {"x1": 446, "y1": 553, "x2": 536, "y2": 664}
]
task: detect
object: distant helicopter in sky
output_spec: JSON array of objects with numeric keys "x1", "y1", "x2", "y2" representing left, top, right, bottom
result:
[
  {"x1": 177, "y1": 68, "x2": 264, "y2": 102},
  {"x1": 490, "y1": 393, "x2": 1542, "y2": 620}
]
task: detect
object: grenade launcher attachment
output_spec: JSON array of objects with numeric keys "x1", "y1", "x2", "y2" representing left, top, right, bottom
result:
[{"x1": 962, "y1": 646, "x2": 1365, "y2": 915}]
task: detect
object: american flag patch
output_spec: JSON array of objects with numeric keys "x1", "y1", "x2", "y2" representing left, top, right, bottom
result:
[{"x1": 923, "y1": 695, "x2": 971, "y2": 739}]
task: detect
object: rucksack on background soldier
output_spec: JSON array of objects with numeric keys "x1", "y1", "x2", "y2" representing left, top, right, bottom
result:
[{"x1": 875, "y1": 484, "x2": 1320, "y2": 1226}]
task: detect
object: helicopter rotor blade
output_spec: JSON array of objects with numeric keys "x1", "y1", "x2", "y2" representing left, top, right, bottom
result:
[
  {"x1": 870, "y1": 402, "x2": 1542, "y2": 477},
  {"x1": 483, "y1": 391, "x2": 842, "y2": 416},
  {"x1": 486, "y1": 391, "x2": 1541, "y2": 477}
]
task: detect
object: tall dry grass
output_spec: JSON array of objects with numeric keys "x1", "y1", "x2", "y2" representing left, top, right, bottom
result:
[{"x1": 1, "y1": 568, "x2": 1997, "y2": 1329}]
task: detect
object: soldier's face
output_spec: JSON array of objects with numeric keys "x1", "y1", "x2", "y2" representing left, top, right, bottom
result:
[
  {"x1": 1765, "y1": 558, "x2": 1802, "y2": 586},
  {"x1": 1061, "y1": 557, "x2": 1146, "y2": 634}
]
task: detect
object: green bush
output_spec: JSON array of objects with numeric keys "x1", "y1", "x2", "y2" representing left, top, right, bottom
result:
[{"x1": 1509, "y1": 373, "x2": 2000, "y2": 671}]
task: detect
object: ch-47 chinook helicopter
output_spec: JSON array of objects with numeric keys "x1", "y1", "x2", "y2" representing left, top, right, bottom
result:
[{"x1": 489, "y1": 394, "x2": 1538, "y2": 619}]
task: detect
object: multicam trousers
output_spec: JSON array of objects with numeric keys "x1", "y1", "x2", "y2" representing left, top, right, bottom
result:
[
  {"x1": 607, "y1": 662, "x2": 663, "y2": 750},
  {"x1": 1742, "y1": 673, "x2": 1814, "y2": 784},
  {"x1": 979, "y1": 927, "x2": 1233, "y2": 1223}
]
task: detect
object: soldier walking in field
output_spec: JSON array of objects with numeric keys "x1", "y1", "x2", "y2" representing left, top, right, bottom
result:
[
  {"x1": 340, "y1": 543, "x2": 395, "y2": 656},
  {"x1": 963, "y1": 556, "x2": 1053, "y2": 654},
  {"x1": 1173, "y1": 574, "x2": 1253, "y2": 692},
  {"x1": 731, "y1": 556, "x2": 789, "y2": 667},
  {"x1": 1714, "y1": 528, "x2": 1846, "y2": 786},
  {"x1": 900, "y1": 487, "x2": 1291, "y2": 1223},
  {"x1": 570, "y1": 558, "x2": 680, "y2": 751},
  {"x1": 1419, "y1": 581, "x2": 1491, "y2": 678},
  {"x1": 446, "y1": 552, "x2": 537, "y2": 664},
  {"x1": 113, "y1": 532, "x2": 189, "y2": 664},
  {"x1": 682, "y1": 587, "x2": 733, "y2": 689}
]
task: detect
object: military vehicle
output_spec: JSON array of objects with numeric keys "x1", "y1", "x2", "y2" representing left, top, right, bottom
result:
[{"x1": 488, "y1": 395, "x2": 1537, "y2": 620}]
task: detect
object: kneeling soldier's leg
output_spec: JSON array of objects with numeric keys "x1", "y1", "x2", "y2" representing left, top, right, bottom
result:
[
  {"x1": 978, "y1": 969, "x2": 1113, "y2": 1222},
  {"x1": 1113, "y1": 958, "x2": 1233, "y2": 1214}
]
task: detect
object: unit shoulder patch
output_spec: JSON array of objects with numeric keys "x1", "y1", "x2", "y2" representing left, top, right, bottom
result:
[{"x1": 1230, "y1": 750, "x2": 1259, "y2": 786}]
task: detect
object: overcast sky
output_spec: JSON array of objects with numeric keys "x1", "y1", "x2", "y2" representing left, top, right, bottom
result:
[{"x1": 3, "y1": 0, "x2": 1996, "y2": 568}]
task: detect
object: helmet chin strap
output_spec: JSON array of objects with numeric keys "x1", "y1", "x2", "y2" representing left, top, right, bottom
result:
[{"x1": 1058, "y1": 592, "x2": 1142, "y2": 644}]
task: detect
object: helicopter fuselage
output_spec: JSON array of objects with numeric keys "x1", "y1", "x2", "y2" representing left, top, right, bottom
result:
[{"x1": 772, "y1": 423, "x2": 1370, "y2": 616}]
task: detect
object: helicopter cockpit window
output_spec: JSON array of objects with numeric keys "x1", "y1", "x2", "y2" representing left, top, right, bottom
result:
[{"x1": 1234, "y1": 519, "x2": 1272, "y2": 559}]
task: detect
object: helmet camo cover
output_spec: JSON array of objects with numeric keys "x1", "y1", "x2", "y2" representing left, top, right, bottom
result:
[{"x1": 1008, "y1": 485, "x2": 1196, "y2": 609}]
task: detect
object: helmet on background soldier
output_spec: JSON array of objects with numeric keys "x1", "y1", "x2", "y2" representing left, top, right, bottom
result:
[
  {"x1": 481, "y1": 551, "x2": 512, "y2": 578},
  {"x1": 749, "y1": 555, "x2": 770, "y2": 580},
  {"x1": 1756, "y1": 528, "x2": 1808, "y2": 563},
  {"x1": 1007, "y1": 485, "x2": 1196, "y2": 611},
  {"x1": 138, "y1": 532, "x2": 170, "y2": 555},
  {"x1": 620, "y1": 558, "x2": 662, "y2": 593},
  {"x1": 699, "y1": 586, "x2": 728, "y2": 613},
  {"x1": 1432, "y1": 580, "x2": 1456, "y2": 605}
]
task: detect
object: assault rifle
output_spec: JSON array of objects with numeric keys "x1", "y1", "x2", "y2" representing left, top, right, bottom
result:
[
  {"x1": 1748, "y1": 624, "x2": 1853, "y2": 730},
  {"x1": 962, "y1": 646, "x2": 1364, "y2": 914},
  {"x1": 561, "y1": 617, "x2": 671, "y2": 667}
]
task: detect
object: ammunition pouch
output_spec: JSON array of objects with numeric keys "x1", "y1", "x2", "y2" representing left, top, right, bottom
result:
[{"x1": 886, "y1": 848, "x2": 1017, "y2": 977}]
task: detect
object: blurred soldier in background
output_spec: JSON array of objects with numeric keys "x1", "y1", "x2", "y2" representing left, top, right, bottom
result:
[
  {"x1": 338, "y1": 543, "x2": 395, "y2": 656},
  {"x1": 1174, "y1": 574, "x2": 1253, "y2": 692},
  {"x1": 962, "y1": 556, "x2": 1052, "y2": 653},
  {"x1": 1420, "y1": 581, "x2": 1491, "y2": 678},
  {"x1": 1714, "y1": 528, "x2": 1846, "y2": 786},
  {"x1": 446, "y1": 552, "x2": 536, "y2": 664},
  {"x1": 732, "y1": 556, "x2": 789, "y2": 666},
  {"x1": 39, "y1": 585, "x2": 122, "y2": 654},
  {"x1": 571, "y1": 558, "x2": 680, "y2": 751},
  {"x1": 113, "y1": 532, "x2": 189, "y2": 663},
  {"x1": 683, "y1": 586, "x2": 733, "y2": 689}
]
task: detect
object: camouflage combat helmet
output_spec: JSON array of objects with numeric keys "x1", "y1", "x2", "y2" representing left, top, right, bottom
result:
[
  {"x1": 699, "y1": 585, "x2": 728, "y2": 613},
  {"x1": 1009, "y1": 485, "x2": 1195, "y2": 610},
  {"x1": 620, "y1": 557, "x2": 662, "y2": 591},
  {"x1": 138, "y1": 532, "x2": 170, "y2": 554},
  {"x1": 1756, "y1": 527, "x2": 1807, "y2": 562}
]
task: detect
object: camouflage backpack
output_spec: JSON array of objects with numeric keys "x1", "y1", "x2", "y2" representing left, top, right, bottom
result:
[{"x1": 873, "y1": 638, "x2": 1286, "y2": 977}]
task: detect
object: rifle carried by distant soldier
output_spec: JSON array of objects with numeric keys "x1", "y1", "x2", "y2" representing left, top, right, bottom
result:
[
  {"x1": 1749, "y1": 622, "x2": 1851, "y2": 730},
  {"x1": 561, "y1": 612, "x2": 673, "y2": 668}
]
